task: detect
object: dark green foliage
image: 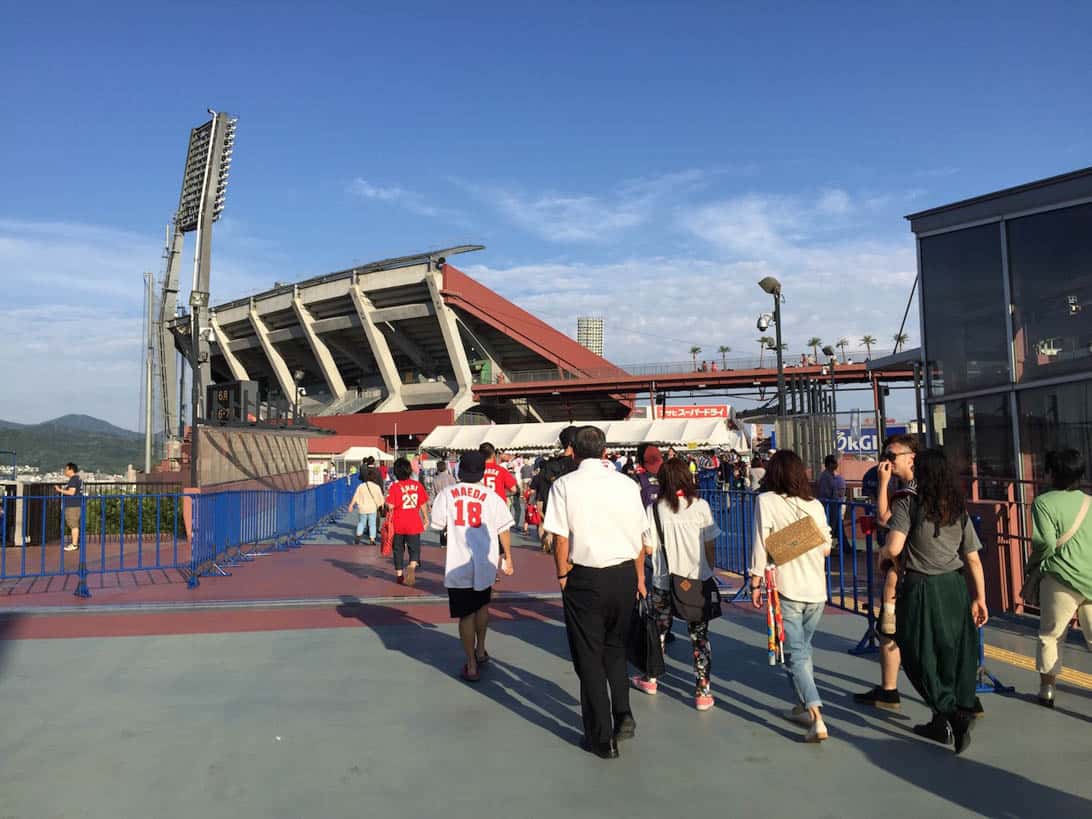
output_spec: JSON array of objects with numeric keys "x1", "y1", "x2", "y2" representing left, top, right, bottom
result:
[{"x1": 84, "y1": 495, "x2": 180, "y2": 535}]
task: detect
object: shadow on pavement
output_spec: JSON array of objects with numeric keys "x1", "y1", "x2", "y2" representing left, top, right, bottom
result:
[
  {"x1": 335, "y1": 597, "x2": 583, "y2": 748},
  {"x1": 0, "y1": 612, "x2": 21, "y2": 679}
]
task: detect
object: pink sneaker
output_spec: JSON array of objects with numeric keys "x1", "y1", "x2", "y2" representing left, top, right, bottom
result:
[
  {"x1": 695, "y1": 693, "x2": 715, "y2": 711},
  {"x1": 631, "y1": 675, "x2": 658, "y2": 695}
]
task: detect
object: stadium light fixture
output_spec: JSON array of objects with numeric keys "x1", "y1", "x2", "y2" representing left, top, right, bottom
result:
[{"x1": 757, "y1": 276, "x2": 782, "y2": 296}]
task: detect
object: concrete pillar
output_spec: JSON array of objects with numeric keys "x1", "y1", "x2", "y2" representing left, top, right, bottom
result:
[
  {"x1": 248, "y1": 299, "x2": 296, "y2": 401},
  {"x1": 210, "y1": 313, "x2": 250, "y2": 382},
  {"x1": 427, "y1": 271, "x2": 475, "y2": 416},
  {"x1": 292, "y1": 289, "x2": 347, "y2": 400},
  {"x1": 348, "y1": 284, "x2": 407, "y2": 412}
]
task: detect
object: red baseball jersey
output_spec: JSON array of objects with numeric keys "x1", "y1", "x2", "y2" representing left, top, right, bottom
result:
[
  {"x1": 386, "y1": 479, "x2": 428, "y2": 534},
  {"x1": 483, "y1": 463, "x2": 516, "y2": 501}
]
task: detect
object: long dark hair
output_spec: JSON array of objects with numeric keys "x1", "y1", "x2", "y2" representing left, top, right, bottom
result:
[
  {"x1": 657, "y1": 457, "x2": 698, "y2": 513},
  {"x1": 763, "y1": 450, "x2": 813, "y2": 500},
  {"x1": 914, "y1": 448, "x2": 965, "y2": 530}
]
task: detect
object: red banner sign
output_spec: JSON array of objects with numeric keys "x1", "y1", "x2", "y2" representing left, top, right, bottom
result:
[{"x1": 661, "y1": 405, "x2": 730, "y2": 419}]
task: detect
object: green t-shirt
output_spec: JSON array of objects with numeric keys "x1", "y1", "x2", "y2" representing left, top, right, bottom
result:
[
  {"x1": 888, "y1": 495, "x2": 981, "y2": 575},
  {"x1": 1031, "y1": 490, "x2": 1092, "y2": 602}
]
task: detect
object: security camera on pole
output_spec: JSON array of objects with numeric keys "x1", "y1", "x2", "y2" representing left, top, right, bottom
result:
[{"x1": 756, "y1": 276, "x2": 786, "y2": 417}]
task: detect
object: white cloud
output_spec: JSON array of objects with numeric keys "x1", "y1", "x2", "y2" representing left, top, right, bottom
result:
[
  {"x1": 348, "y1": 177, "x2": 443, "y2": 217},
  {"x1": 455, "y1": 168, "x2": 711, "y2": 243},
  {"x1": 0, "y1": 219, "x2": 294, "y2": 428}
]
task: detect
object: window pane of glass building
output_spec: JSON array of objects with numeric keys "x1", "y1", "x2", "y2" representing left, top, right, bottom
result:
[
  {"x1": 934, "y1": 394, "x2": 1014, "y2": 498},
  {"x1": 1008, "y1": 202, "x2": 1092, "y2": 383},
  {"x1": 920, "y1": 224, "x2": 1009, "y2": 396},
  {"x1": 1017, "y1": 380, "x2": 1092, "y2": 485}
]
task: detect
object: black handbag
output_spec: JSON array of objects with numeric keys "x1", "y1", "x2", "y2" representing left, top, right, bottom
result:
[
  {"x1": 653, "y1": 502, "x2": 722, "y2": 623},
  {"x1": 626, "y1": 597, "x2": 665, "y2": 678}
]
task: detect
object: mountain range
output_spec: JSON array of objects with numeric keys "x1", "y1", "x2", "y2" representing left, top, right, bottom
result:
[{"x1": 0, "y1": 414, "x2": 144, "y2": 475}]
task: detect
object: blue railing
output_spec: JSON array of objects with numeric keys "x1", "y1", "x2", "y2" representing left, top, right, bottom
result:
[
  {"x1": 0, "y1": 478, "x2": 353, "y2": 597},
  {"x1": 699, "y1": 481, "x2": 879, "y2": 655}
]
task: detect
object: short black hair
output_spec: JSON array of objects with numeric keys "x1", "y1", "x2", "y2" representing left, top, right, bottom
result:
[
  {"x1": 393, "y1": 457, "x2": 413, "y2": 481},
  {"x1": 479, "y1": 442, "x2": 496, "y2": 460},
  {"x1": 559, "y1": 425, "x2": 579, "y2": 450},
  {"x1": 436, "y1": 460, "x2": 447, "y2": 473},
  {"x1": 824, "y1": 455, "x2": 839, "y2": 471},
  {"x1": 572, "y1": 426, "x2": 606, "y2": 461},
  {"x1": 65, "y1": 462, "x2": 78, "y2": 473},
  {"x1": 1046, "y1": 449, "x2": 1085, "y2": 491}
]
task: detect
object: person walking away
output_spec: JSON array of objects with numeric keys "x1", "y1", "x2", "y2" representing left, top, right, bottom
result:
[
  {"x1": 881, "y1": 448, "x2": 988, "y2": 754},
  {"x1": 1026, "y1": 448, "x2": 1092, "y2": 709},
  {"x1": 503, "y1": 453, "x2": 523, "y2": 530},
  {"x1": 55, "y1": 462, "x2": 82, "y2": 551},
  {"x1": 544, "y1": 426, "x2": 647, "y2": 759},
  {"x1": 749, "y1": 450, "x2": 833, "y2": 742},
  {"x1": 431, "y1": 461, "x2": 457, "y2": 547},
  {"x1": 430, "y1": 451, "x2": 515, "y2": 682},
  {"x1": 634, "y1": 444, "x2": 663, "y2": 509},
  {"x1": 519, "y1": 458, "x2": 535, "y2": 532},
  {"x1": 481, "y1": 443, "x2": 517, "y2": 569},
  {"x1": 349, "y1": 471, "x2": 385, "y2": 545},
  {"x1": 747, "y1": 456, "x2": 766, "y2": 491},
  {"x1": 632, "y1": 458, "x2": 721, "y2": 710},
  {"x1": 531, "y1": 426, "x2": 578, "y2": 553},
  {"x1": 816, "y1": 455, "x2": 847, "y2": 547},
  {"x1": 385, "y1": 457, "x2": 429, "y2": 585}
]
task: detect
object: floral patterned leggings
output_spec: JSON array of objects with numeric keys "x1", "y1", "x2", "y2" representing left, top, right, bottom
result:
[{"x1": 648, "y1": 586, "x2": 712, "y2": 695}]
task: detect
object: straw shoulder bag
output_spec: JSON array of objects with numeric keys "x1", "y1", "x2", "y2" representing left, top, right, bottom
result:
[{"x1": 764, "y1": 495, "x2": 828, "y2": 567}]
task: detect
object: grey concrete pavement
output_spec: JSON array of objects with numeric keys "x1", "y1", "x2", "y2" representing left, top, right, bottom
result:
[{"x1": 1, "y1": 602, "x2": 1090, "y2": 819}]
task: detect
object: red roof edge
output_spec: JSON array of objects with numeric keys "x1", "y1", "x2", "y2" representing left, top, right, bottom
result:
[{"x1": 440, "y1": 264, "x2": 625, "y2": 378}]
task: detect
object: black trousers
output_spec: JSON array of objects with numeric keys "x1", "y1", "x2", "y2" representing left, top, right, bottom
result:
[{"x1": 562, "y1": 561, "x2": 637, "y2": 744}]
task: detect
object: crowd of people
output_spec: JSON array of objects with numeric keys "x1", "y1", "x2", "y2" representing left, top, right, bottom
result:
[{"x1": 345, "y1": 430, "x2": 1092, "y2": 761}]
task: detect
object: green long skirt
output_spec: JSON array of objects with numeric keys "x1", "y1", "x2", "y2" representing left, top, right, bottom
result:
[{"x1": 895, "y1": 570, "x2": 978, "y2": 716}]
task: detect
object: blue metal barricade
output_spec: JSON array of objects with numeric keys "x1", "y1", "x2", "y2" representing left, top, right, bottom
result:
[{"x1": 1, "y1": 478, "x2": 353, "y2": 597}]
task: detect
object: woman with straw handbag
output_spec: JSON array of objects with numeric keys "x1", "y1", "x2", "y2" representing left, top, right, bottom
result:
[{"x1": 749, "y1": 450, "x2": 833, "y2": 742}]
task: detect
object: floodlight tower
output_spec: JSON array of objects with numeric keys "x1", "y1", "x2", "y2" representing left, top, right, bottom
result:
[{"x1": 156, "y1": 109, "x2": 237, "y2": 485}]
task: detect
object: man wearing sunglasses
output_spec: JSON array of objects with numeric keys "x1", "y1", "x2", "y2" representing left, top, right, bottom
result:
[{"x1": 854, "y1": 435, "x2": 918, "y2": 711}]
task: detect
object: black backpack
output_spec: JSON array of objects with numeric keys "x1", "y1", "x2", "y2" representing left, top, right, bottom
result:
[{"x1": 538, "y1": 455, "x2": 576, "y2": 509}]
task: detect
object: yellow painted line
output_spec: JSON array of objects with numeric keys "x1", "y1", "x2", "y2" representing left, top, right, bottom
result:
[{"x1": 983, "y1": 644, "x2": 1092, "y2": 690}]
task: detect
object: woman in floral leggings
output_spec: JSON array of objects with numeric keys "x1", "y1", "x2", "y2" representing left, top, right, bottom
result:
[{"x1": 632, "y1": 458, "x2": 721, "y2": 710}]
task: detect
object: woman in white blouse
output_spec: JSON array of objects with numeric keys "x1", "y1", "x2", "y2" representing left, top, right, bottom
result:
[
  {"x1": 750, "y1": 450, "x2": 833, "y2": 742},
  {"x1": 632, "y1": 458, "x2": 721, "y2": 711}
]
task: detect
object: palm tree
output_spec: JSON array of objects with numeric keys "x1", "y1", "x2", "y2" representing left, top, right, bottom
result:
[
  {"x1": 861, "y1": 334, "x2": 877, "y2": 359},
  {"x1": 893, "y1": 332, "x2": 910, "y2": 353},
  {"x1": 757, "y1": 336, "x2": 774, "y2": 367},
  {"x1": 689, "y1": 345, "x2": 702, "y2": 370},
  {"x1": 717, "y1": 345, "x2": 732, "y2": 368},
  {"x1": 807, "y1": 336, "x2": 822, "y2": 362},
  {"x1": 836, "y1": 337, "x2": 850, "y2": 363}
]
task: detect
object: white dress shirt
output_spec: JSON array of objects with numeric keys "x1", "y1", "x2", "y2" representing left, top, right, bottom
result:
[{"x1": 543, "y1": 458, "x2": 646, "y2": 568}]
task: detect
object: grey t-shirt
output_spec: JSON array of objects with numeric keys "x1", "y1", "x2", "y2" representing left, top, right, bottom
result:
[{"x1": 888, "y1": 495, "x2": 981, "y2": 575}]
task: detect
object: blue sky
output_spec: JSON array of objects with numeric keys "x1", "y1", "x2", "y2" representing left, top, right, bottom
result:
[{"x1": 2, "y1": 2, "x2": 1090, "y2": 428}]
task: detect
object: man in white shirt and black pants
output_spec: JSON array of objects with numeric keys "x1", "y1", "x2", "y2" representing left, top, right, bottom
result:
[{"x1": 544, "y1": 426, "x2": 647, "y2": 759}]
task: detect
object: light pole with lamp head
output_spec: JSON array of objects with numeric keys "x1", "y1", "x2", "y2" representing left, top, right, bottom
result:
[{"x1": 757, "y1": 276, "x2": 786, "y2": 417}]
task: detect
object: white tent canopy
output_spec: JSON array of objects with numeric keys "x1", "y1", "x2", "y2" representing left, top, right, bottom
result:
[
  {"x1": 331, "y1": 446, "x2": 395, "y2": 463},
  {"x1": 421, "y1": 419, "x2": 750, "y2": 454}
]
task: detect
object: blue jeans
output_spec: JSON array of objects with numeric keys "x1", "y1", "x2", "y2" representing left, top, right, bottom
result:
[
  {"x1": 355, "y1": 512, "x2": 377, "y2": 541},
  {"x1": 780, "y1": 597, "x2": 824, "y2": 710}
]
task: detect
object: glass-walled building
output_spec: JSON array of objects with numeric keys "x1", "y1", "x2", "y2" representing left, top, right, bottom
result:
[{"x1": 907, "y1": 167, "x2": 1092, "y2": 491}]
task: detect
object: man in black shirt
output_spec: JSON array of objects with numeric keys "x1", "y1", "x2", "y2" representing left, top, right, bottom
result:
[
  {"x1": 531, "y1": 426, "x2": 577, "y2": 553},
  {"x1": 55, "y1": 462, "x2": 83, "y2": 552}
]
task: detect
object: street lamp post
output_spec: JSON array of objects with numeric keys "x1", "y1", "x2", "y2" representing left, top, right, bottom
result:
[{"x1": 758, "y1": 277, "x2": 786, "y2": 417}]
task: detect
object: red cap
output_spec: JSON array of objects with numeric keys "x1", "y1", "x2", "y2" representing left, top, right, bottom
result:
[{"x1": 642, "y1": 446, "x2": 663, "y2": 474}]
